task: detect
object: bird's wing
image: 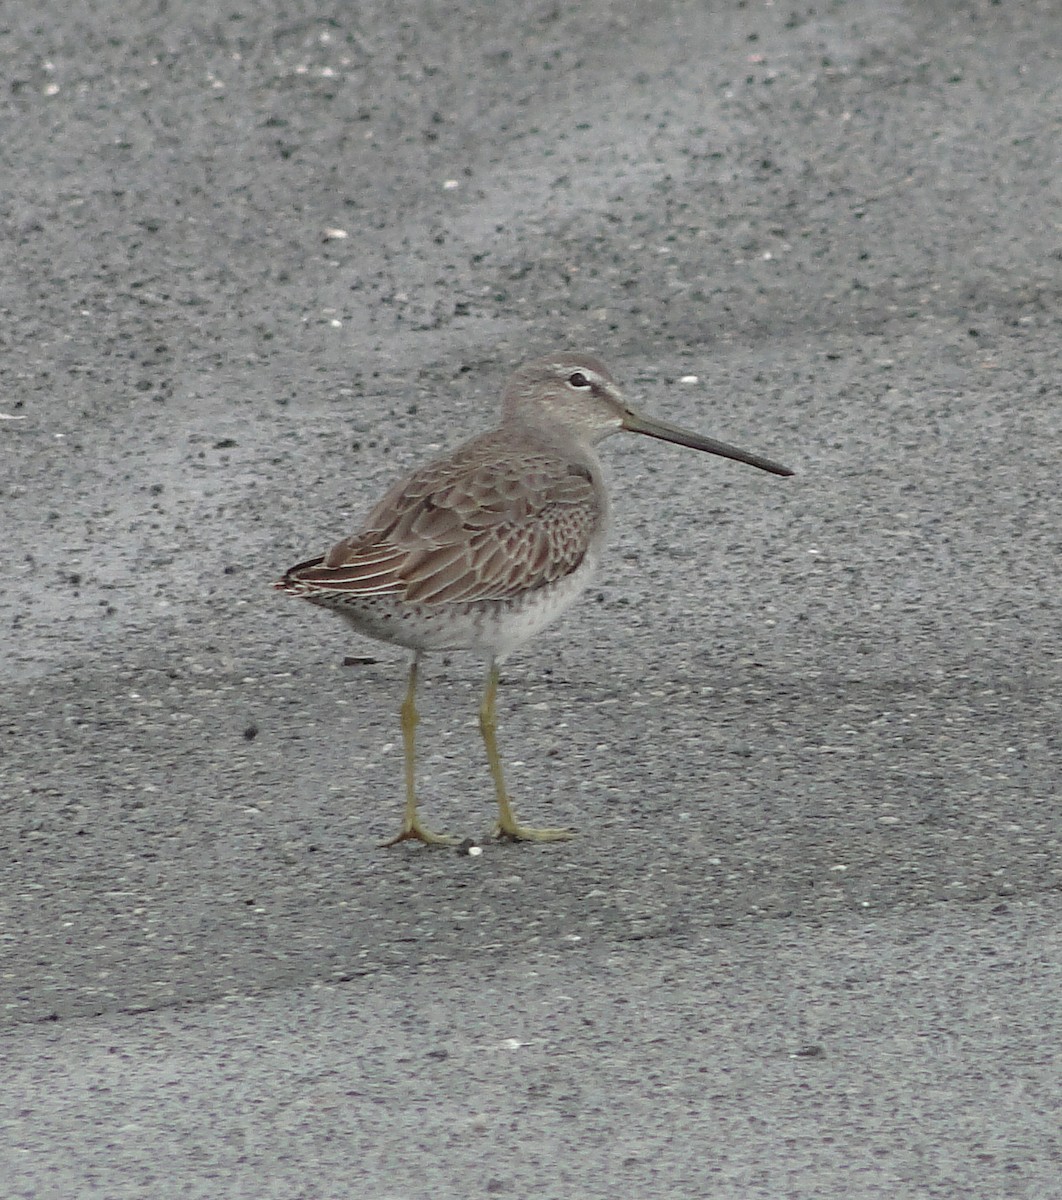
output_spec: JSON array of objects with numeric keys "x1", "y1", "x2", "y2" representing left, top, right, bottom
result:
[{"x1": 279, "y1": 435, "x2": 600, "y2": 604}]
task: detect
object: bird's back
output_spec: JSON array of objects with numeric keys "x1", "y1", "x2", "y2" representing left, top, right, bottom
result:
[{"x1": 277, "y1": 424, "x2": 608, "y2": 610}]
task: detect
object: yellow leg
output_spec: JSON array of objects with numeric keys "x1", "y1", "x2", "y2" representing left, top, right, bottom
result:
[
  {"x1": 380, "y1": 656, "x2": 457, "y2": 848},
  {"x1": 480, "y1": 660, "x2": 574, "y2": 842}
]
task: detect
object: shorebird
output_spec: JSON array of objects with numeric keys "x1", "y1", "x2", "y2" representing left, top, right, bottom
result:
[{"x1": 275, "y1": 353, "x2": 792, "y2": 847}]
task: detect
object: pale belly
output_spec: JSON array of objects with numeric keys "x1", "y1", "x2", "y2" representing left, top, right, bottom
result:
[{"x1": 303, "y1": 550, "x2": 600, "y2": 661}]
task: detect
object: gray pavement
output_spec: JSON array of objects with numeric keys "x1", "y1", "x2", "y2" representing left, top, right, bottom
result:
[{"x1": 2, "y1": 1, "x2": 1060, "y2": 1197}]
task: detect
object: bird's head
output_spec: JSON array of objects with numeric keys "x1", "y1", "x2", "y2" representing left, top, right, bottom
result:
[{"x1": 503, "y1": 352, "x2": 794, "y2": 476}]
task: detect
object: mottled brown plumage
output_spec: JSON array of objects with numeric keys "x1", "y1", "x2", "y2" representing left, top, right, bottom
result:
[
  {"x1": 286, "y1": 428, "x2": 600, "y2": 605},
  {"x1": 275, "y1": 352, "x2": 793, "y2": 846}
]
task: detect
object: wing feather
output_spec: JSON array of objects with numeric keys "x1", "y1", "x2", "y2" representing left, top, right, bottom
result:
[{"x1": 277, "y1": 429, "x2": 601, "y2": 604}]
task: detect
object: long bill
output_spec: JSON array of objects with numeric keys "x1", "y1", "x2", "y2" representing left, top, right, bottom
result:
[{"x1": 622, "y1": 409, "x2": 794, "y2": 477}]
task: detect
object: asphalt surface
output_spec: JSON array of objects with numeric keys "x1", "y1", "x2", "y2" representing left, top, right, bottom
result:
[{"x1": 2, "y1": 1, "x2": 1060, "y2": 1197}]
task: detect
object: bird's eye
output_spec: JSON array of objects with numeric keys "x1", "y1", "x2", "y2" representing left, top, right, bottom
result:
[{"x1": 567, "y1": 371, "x2": 591, "y2": 388}]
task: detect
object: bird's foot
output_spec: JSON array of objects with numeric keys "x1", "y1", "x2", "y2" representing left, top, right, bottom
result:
[
  {"x1": 380, "y1": 816, "x2": 459, "y2": 848},
  {"x1": 492, "y1": 818, "x2": 576, "y2": 843}
]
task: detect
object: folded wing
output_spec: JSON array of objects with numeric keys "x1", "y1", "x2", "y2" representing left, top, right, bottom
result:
[{"x1": 276, "y1": 433, "x2": 600, "y2": 605}]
